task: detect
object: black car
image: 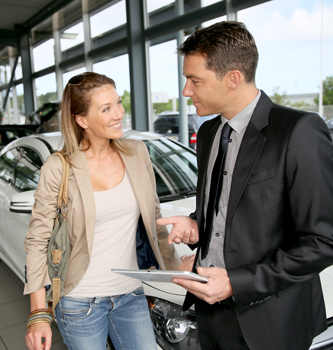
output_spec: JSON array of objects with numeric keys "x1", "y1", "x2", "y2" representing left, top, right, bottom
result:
[
  {"x1": 25, "y1": 101, "x2": 61, "y2": 133},
  {"x1": 153, "y1": 111, "x2": 198, "y2": 150}
]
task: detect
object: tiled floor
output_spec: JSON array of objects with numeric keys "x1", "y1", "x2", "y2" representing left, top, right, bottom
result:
[{"x1": 0, "y1": 260, "x2": 67, "y2": 350}]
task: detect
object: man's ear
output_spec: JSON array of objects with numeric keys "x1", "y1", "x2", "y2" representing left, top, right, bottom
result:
[
  {"x1": 75, "y1": 115, "x2": 88, "y2": 129},
  {"x1": 227, "y1": 70, "x2": 242, "y2": 90}
]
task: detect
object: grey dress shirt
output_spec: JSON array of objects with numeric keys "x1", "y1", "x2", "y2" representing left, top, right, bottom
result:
[{"x1": 199, "y1": 90, "x2": 261, "y2": 269}]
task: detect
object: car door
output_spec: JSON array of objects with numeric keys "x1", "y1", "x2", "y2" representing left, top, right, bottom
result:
[
  {"x1": 2, "y1": 146, "x2": 44, "y2": 279},
  {"x1": 0, "y1": 148, "x2": 20, "y2": 257}
]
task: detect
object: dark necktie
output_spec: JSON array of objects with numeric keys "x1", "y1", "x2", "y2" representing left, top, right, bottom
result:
[{"x1": 201, "y1": 122, "x2": 233, "y2": 260}]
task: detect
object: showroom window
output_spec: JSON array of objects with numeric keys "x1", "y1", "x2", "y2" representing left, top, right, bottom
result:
[
  {"x1": 60, "y1": 22, "x2": 85, "y2": 52},
  {"x1": 35, "y1": 73, "x2": 57, "y2": 108},
  {"x1": 149, "y1": 40, "x2": 178, "y2": 119},
  {"x1": 90, "y1": 0, "x2": 126, "y2": 38}
]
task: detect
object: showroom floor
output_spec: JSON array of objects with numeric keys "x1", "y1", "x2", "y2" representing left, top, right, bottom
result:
[{"x1": 0, "y1": 260, "x2": 67, "y2": 350}]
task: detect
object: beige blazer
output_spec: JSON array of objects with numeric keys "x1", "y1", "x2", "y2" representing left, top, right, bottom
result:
[{"x1": 24, "y1": 139, "x2": 180, "y2": 295}]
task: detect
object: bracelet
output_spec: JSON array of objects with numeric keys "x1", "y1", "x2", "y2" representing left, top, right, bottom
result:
[
  {"x1": 29, "y1": 308, "x2": 53, "y2": 317},
  {"x1": 27, "y1": 318, "x2": 51, "y2": 329},
  {"x1": 27, "y1": 308, "x2": 55, "y2": 329},
  {"x1": 28, "y1": 314, "x2": 53, "y2": 323}
]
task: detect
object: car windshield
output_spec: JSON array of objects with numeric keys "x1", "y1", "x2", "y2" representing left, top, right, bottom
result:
[{"x1": 143, "y1": 138, "x2": 197, "y2": 202}]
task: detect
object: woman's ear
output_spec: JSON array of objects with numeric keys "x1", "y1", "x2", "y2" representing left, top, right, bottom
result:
[{"x1": 75, "y1": 115, "x2": 88, "y2": 129}]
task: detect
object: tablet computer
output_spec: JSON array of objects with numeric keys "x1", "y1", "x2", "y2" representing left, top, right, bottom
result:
[{"x1": 111, "y1": 269, "x2": 208, "y2": 283}]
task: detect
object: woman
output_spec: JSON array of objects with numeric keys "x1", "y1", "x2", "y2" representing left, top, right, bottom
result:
[{"x1": 24, "y1": 72, "x2": 182, "y2": 350}]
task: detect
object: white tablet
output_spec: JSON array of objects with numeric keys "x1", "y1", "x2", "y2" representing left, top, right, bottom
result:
[{"x1": 111, "y1": 269, "x2": 208, "y2": 283}]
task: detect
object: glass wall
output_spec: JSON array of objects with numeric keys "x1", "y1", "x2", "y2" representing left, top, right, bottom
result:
[
  {"x1": 35, "y1": 73, "x2": 57, "y2": 108},
  {"x1": 93, "y1": 54, "x2": 131, "y2": 129},
  {"x1": 60, "y1": 22, "x2": 85, "y2": 51},
  {"x1": 149, "y1": 40, "x2": 178, "y2": 119},
  {"x1": 32, "y1": 39, "x2": 55, "y2": 72},
  {"x1": 90, "y1": 0, "x2": 126, "y2": 38},
  {"x1": 238, "y1": 0, "x2": 332, "y2": 114},
  {"x1": 16, "y1": 84, "x2": 25, "y2": 119},
  {"x1": 147, "y1": 0, "x2": 174, "y2": 13},
  {"x1": 3, "y1": 0, "x2": 329, "y2": 134}
]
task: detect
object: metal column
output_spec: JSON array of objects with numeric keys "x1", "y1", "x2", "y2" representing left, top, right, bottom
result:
[
  {"x1": 53, "y1": 13, "x2": 64, "y2": 101},
  {"x1": 8, "y1": 48, "x2": 20, "y2": 123},
  {"x1": 175, "y1": 0, "x2": 188, "y2": 147},
  {"x1": 126, "y1": 0, "x2": 151, "y2": 131},
  {"x1": 226, "y1": 0, "x2": 238, "y2": 21},
  {"x1": 82, "y1": 0, "x2": 93, "y2": 72},
  {"x1": 19, "y1": 33, "x2": 35, "y2": 115}
]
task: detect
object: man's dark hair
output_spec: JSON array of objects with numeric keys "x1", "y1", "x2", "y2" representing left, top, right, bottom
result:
[{"x1": 178, "y1": 21, "x2": 259, "y2": 83}]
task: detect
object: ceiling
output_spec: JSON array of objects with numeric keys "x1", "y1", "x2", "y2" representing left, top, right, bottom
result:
[
  {"x1": 0, "y1": 0, "x2": 52, "y2": 31},
  {"x1": 0, "y1": 0, "x2": 74, "y2": 52}
]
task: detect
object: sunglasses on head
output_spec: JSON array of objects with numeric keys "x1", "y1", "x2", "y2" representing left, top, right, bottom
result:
[{"x1": 68, "y1": 74, "x2": 85, "y2": 85}]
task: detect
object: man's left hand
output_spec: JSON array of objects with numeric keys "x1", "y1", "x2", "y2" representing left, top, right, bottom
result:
[{"x1": 173, "y1": 266, "x2": 233, "y2": 304}]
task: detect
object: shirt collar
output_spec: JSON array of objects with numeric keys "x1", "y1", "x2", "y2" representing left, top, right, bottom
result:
[{"x1": 221, "y1": 89, "x2": 261, "y2": 134}]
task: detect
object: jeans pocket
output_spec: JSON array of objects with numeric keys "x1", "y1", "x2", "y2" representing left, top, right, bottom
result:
[
  {"x1": 131, "y1": 286, "x2": 145, "y2": 298},
  {"x1": 59, "y1": 297, "x2": 92, "y2": 320}
]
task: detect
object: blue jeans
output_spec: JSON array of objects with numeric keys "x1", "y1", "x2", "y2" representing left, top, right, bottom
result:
[{"x1": 55, "y1": 287, "x2": 157, "y2": 350}]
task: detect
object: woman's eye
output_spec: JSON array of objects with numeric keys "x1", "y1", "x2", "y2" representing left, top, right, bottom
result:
[{"x1": 103, "y1": 107, "x2": 110, "y2": 112}]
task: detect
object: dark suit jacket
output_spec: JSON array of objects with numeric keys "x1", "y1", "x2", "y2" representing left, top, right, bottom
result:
[{"x1": 185, "y1": 91, "x2": 333, "y2": 350}]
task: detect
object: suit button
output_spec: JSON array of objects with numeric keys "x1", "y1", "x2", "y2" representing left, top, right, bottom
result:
[
  {"x1": 210, "y1": 264, "x2": 214, "y2": 268},
  {"x1": 215, "y1": 233, "x2": 220, "y2": 237},
  {"x1": 223, "y1": 171, "x2": 227, "y2": 175}
]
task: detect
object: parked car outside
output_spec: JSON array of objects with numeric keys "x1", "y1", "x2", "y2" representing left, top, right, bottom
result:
[
  {"x1": 154, "y1": 111, "x2": 199, "y2": 150},
  {"x1": 0, "y1": 131, "x2": 332, "y2": 349}
]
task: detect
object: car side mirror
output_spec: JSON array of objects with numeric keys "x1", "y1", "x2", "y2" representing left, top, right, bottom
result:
[{"x1": 10, "y1": 190, "x2": 35, "y2": 213}]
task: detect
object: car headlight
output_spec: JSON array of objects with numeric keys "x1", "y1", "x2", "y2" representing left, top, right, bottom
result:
[{"x1": 147, "y1": 296, "x2": 201, "y2": 350}]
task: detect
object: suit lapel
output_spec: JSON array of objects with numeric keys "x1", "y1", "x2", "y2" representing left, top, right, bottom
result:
[
  {"x1": 71, "y1": 151, "x2": 96, "y2": 255},
  {"x1": 226, "y1": 91, "x2": 273, "y2": 228},
  {"x1": 196, "y1": 115, "x2": 221, "y2": 231}
]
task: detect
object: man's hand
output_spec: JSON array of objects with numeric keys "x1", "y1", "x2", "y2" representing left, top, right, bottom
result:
[
  {"x1": 173, "y1": 266, "x2": 233, "y2": 304},
  {"x1": 156, "y1": 216, "x2": 199, "y2": 245}
]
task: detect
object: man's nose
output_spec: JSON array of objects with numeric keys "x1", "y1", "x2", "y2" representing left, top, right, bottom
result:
[{"x1": 183, "y1": 82, "x2": 192, "y2": 97}]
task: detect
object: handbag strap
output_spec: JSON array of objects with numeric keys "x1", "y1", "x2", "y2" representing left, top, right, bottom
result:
[{"x1": 54, "y1": 152, "x2": 69, "y2": 216}]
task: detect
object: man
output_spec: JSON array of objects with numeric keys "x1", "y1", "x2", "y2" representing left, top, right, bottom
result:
[{"x1": 157, "y1": 21, "x2": 333, "y2": 350}]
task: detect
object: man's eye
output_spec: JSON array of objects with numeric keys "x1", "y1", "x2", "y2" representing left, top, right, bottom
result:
[{"x1": 118, "y1": 100, "x2": 122, "y2": 105}]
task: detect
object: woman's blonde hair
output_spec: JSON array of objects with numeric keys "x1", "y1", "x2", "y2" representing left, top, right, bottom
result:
[{"x1": 60, "y1": 72, "x2": 131, "y2": 159}]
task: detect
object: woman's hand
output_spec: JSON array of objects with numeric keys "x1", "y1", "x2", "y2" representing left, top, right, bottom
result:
[
  {"x1": 176, "y1": 254, "x2": 195, "y2": 272},
  {"x1": 26, "y1": 322, "x2": 52, "y2": 350}
]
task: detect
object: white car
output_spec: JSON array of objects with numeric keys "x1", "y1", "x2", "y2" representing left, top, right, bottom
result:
[{"x1": 0, "y1": 131, "x2": 332, "y2": 350}]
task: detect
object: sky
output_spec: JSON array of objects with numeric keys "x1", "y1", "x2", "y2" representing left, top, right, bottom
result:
[
  {"x1": 149, "y1": 0, "x2": 333, "y2": 98},
  {"x1": 28, "y1": 0, "x2": 333, "y2": 100}
]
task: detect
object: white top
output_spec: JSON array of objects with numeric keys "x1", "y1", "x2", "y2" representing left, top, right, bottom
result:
[{"x1": 67, "y1": 170, "x2": 142, "y2": 298}]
